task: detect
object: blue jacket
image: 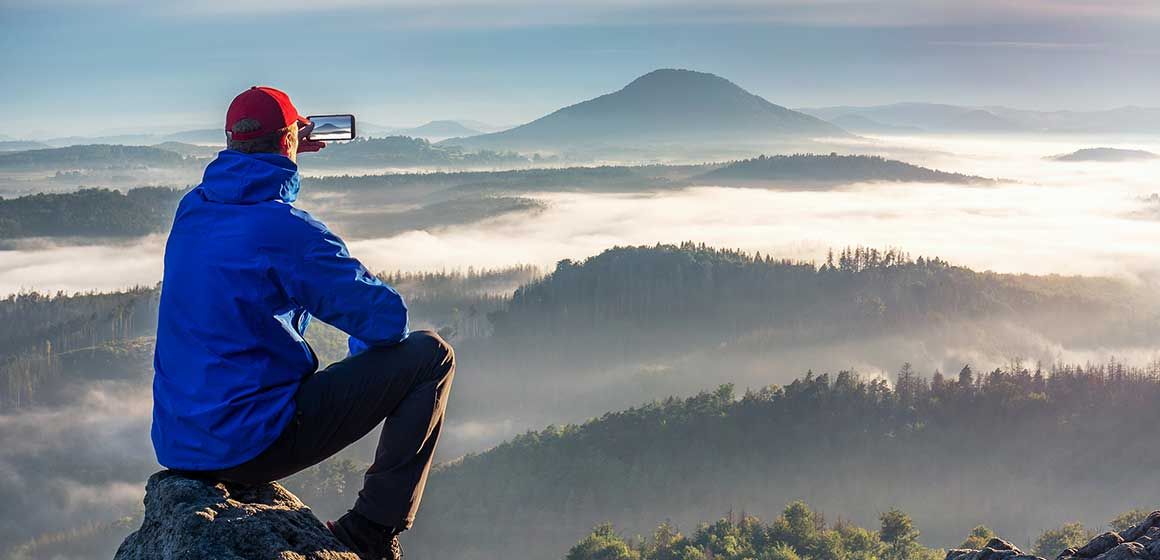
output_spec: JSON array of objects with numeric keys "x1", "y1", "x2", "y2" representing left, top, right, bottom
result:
[{"x1": 152, "y1": 150, "x2": 409, "y2": 470}]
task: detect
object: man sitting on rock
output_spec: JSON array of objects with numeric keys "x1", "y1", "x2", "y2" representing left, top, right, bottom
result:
[{"x1": 151, "y1": 86, "x2": 455, "y2": 560}]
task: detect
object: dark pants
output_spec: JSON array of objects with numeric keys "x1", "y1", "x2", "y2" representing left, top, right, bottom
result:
[{"x1": 210, "y1": 330, "x2": 455, "y2": 530}]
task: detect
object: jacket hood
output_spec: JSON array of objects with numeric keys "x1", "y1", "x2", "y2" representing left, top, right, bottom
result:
[{"x1": 199, "y1": 150, "x2": 301, "y2": 204}]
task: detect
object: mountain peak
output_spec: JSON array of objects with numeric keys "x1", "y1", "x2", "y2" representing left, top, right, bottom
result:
[{"x1": 445, "y1": 69, "x2": 846, "y2": 151}]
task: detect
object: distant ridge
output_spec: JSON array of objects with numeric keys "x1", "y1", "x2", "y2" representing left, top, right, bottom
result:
[
  {"x1": 697, "y1": 154, "x2": 989, "y2": 186},
  {"x1": 1050, "y1": 147, "x2": 1158, "y2": 162},
  {"x1": 391, "y1": 120, "x2": 485, "y2": 140},
  {"x1": 800, "y1": 102, "x2": 1160, "y2": 133},
  {"x1": 445, "y1": 69, "x2": 847, "y2": 151}
]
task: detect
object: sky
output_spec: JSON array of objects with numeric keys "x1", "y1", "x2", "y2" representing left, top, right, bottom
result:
[{"x1": 1, "y1": 0, "x2": 1159, "y2": 137}]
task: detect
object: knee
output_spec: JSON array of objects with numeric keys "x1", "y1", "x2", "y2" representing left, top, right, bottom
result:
[{"x1": 407, "y1": 330, "x2": 455, "y2": 376}]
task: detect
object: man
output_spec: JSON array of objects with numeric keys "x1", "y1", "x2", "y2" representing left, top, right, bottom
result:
[{"x1": 152, "y1": 86, "x2": 455, "y2": 560}]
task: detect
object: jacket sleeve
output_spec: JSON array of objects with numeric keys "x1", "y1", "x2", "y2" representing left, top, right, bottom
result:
[{"x1": 282, "y1": 225, "x2": 409, "y2": 356}]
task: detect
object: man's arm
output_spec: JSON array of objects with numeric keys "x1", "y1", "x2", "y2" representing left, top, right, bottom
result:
[{"x1": 282, "y1": 225, "x2": 408, "y2": 355}]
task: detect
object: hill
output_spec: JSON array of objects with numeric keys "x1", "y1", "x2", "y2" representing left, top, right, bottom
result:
[
  {"x1": 306, "y1": 136, "x2": 529, "y2": 168},
  {"x1": 41, "y1": 129, "x2": 223, "y2": 148},
  {"x1": 695, "y1": 154, "x2": 989, "y2": 186},
  {"x1": 799, "y1": 103, "x2": 1160, "y2": 134},
  {"x1": 0, "y1": 144, "x2": 201, "y2": 171},
  {"x1": 401, "y1": 365, "x2": 1160, "y2": 559},
  {"x1": 0, "y1": 187, "x2": 184, "y2": 239},
  {"x1": 445, "y1": 69, "x2": 847, "y2": 152},
  {"x1": 0, "y1": 140, "x2": 50, "y2": 152},
  {"x1": 1050, "y1": 147, "x2": 1158, "y2": 162},
  {"x1": 150, "y1": 141, "x2": 219, "y2": 158},
  {"x1": 391, "y1": 120, "x2": 484, "y2": 140}
]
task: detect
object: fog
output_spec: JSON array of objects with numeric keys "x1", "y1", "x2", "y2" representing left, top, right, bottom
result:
[{"x1": 4, "y1": 134, "x2": 1160, "y2": 296}]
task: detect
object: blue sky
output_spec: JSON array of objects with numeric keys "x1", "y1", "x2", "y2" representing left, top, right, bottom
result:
[{"x1": 1, "y1": 0, "x2": 1158, "y2": 137}]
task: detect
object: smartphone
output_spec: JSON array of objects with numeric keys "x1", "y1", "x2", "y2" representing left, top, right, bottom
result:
[{"x1": 305, "y1": 114, "x2": 356, "y2": 141}]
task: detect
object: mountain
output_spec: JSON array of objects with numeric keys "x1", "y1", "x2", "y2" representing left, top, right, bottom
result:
[
  {"x1": 313, "y1": 123, "x2": 342, "y2": 132},
  {"x1": 829, "y1": 114, "x2": 923, "y2": 134},
  {"x1": 1051, "y1": 147, "x2": 1158, "y2": 162},
  {"x1": 390, "y1": 120, "x2": 485, "y2": 140},
  {"x1": 444, "y1": 69, "x2": 848, "y2": 152},
  {"x1": 800, "y1": 103, "x2": 1160, "y2": 134}
]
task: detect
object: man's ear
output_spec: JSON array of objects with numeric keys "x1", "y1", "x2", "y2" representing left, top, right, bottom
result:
[{"x1": 280, "y1": 127, "x2": 296, "y2": 155}]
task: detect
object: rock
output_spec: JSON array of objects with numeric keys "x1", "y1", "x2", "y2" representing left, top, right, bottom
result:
[
  {"x1": 952, "y1": 510, "x2": 1160, "y2": 560},
  {"x1": 943, "y1": 538, "x2": 1038, "y2": 560},
  {"x1": 1121, "y1": 512, "x2": 1160, "y2": 542},
  {"x1": 985, "y1": 538, "x2": 1021, "y2": 551},
  {"x1": 1076, "y1": 532, "x2": 1126, "y2": 558},
  {"x1": 1092, "y1": 542, "x2": 1150, "y2": 560},
  {"x1": 114, "y1": 470, "x2": 358, "y2": 560}
]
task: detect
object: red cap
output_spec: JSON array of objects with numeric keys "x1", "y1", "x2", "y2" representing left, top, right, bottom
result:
[{"x1": 225, "y1": 86, "x2": 311, "y2": 141}]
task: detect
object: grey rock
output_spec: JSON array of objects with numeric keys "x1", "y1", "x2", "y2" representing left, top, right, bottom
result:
[
  {"x1": 984, "y1": 538, "x2": 1022, "y2": 552},
  {"x1": 114, "y1": 470, "x2": 358, "y2": 560},
  {"x1": 944, "y1": 538, "x2": 1037, "y2": 560},
  {"x1": 1121, "y1": 512, "x2": 1160, "y2": 542},
  {"x1": 1091, "y1": 542, "x2": 1150, "y2": 560},
  {"x1": 1147, "y1": 538, "x2": 1160, "y2": 559},
  {"x1": 1076, "y1": 532, "x2": 1126, "y2": 558}
]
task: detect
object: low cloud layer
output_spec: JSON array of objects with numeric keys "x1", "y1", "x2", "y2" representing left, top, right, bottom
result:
[{"x1": 3, "y1": 134, "x2": 1160, "y2": 297}]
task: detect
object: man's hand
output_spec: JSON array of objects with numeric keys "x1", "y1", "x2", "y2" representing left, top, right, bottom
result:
[
  {"x1": 297, "y1": 122, "x2": 327, "y2": 153},
  {"x1": 298, "y1": 138, "x2": 327, "y2": 153}
]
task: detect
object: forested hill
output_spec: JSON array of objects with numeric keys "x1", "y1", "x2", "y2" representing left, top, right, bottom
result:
[
  {"x1": 0, "y1": 187, "x2": 183, "y2": 238},
  {"x1": 697, "y1": 154, "x2": 989, "y2": 185},
  {"x1": 305, "y1": 136, "x2": 530, "y2": 168},
  {"x1": 405, "y1": 364, "x2": 1160, "y2": 559},
  {"x1": 0, "y1": 266, "x2": 539, "y2": 411},
  {"x1": 490, "y1": 243, "x2": 1131, "y2": 341},
  {"x1": 0, "y1": 144, "x2": 203, "y2": 171}
]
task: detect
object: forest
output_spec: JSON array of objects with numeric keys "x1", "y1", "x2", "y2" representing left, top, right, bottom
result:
[
  {"x1": 397, "y1": 361, "x2": 1160, "y2": 559},
  {"x1": 561, "y1": 503, "x2": 1155, "y2": 560},
  {"x1": 0, "y1": 145, "x2": 200, "y2": 171},
  {"x1": 306, "y1": 136, "x2": 531, "y2": 168},
  {"x1": 2, "y1": 244, "x2": 1157, "y2": 559},
  {"x1": 0, "y1": 266, "x2": 537, "y2": 412},
  {"x1": 698, "y1": 154, "x2": 988, "y2": 186},
  {"x1": 0, "y1": 187, "x2": 183, "y2": 238}
]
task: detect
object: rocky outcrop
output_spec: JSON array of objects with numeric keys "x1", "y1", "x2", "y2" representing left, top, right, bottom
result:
[
  {"x1": 946, "y1": 511, "x2": 1160, "y2": 560},
  {"x1": 114, "y1": 470, "x2": 358, "y2": 560},
  {"x1": 945, "y1": 537, "x2": 1040, "y2": 559}
]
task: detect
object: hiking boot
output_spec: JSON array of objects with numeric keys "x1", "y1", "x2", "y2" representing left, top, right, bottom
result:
[{"x1": 327, "y1": 511, "x2": 403, "y2": 560}]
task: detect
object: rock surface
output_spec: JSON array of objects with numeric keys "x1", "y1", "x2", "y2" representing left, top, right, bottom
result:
[
  {"x1": 946, "y1": 511, "x2": 1160, "y2": 560},
  {"x1": 114, "y1": 470, "x2": 358, "y2": 560}
]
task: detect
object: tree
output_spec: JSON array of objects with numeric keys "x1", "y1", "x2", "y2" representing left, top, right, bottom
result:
[
  {"x1": 1033, "y1": 523, "x2": 1093, "y2": 559},
  {"x1": 759, "y1": 543, "x2": 800, "y2": 560},
  {"x1": 959, "y1": 525, "x2": 995, "y2": 549},
  {"x1": 880, "y1": 508, "x2": 919, "y2": 546},
  {"x1": 880, "y1": 508, "x2": 921, "y2": 560},
  {"x1": 566, "y1": 524, "x2": 640, "y2": 560},
  {"x1": 1109, "y1": 509, "x2": 1152, "y2": 532}
]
